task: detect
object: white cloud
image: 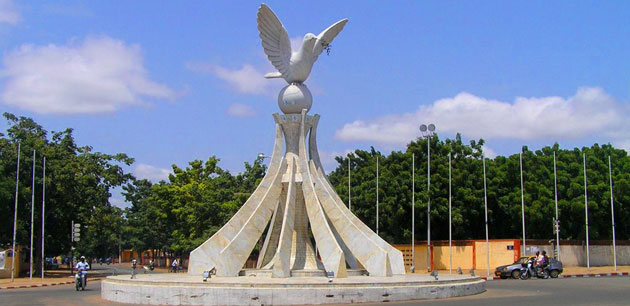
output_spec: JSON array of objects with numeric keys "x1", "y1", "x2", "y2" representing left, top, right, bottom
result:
[
  {"x1": 1, "y1": 36, "x2": 176, "y2": 114},
  {"x1": 134, "y1": 163, "x2": 172, "y2": 182},
  {"x1": 0, "y1": 0, "x2": 20, "y2": 25},
  {"x1": 187, "y1": 62, "x2": 283, "y2": 95},
  {"x1": 482, "y1": 145, "x2": 497, "y2": 159},
  {"x1": 318, "y1": 149, "x2": 353, "y2": 173},
  {"x1": 227, "y1": 103, "x2": 256, "y2": 117},
  {"x1": 336, "y1": 87, "x2": 629, "y2": 146}
]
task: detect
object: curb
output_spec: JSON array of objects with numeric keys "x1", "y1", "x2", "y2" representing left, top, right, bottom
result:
[
  {"x1": 0, "y1": 277, "x2": 103, "y2": 290},
  {"x1": 482, "y1": 272, "x2": 629, "y2": 281}
]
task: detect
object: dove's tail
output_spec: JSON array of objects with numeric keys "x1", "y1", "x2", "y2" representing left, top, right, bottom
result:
[{"x1": 264, "y1": 72, "x2": 283, "y2": 78}]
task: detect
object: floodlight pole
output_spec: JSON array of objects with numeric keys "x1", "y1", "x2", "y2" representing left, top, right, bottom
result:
[
  {"x1": 11, "y1": 143, "x2": 21, "y2": 282},
  {"x1": 583, "y1": 152, "x2": 590, "y2": 270},
  {"x1": 608, "y1": 156, "x2": 617, "y2": 271},
  {"x1": 419, "y1": 123, "x2": 435, "y2": 272}
]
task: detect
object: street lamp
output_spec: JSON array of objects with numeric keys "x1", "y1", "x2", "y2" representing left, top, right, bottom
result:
[
  {"x1": 419, "y1": 123, "x2": 435, "y2": 272},
  {"x1": 258, "y1": 153, "x2": 270, "y2": 160}
]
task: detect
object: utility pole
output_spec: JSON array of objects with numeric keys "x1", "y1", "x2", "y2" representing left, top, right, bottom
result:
[
  {"x1": 376, "y1": 155, "x2": 379, "y2": 235},
  {"x1": 411, "y1": 153, "x2": 415, "y2": 273},
  {"x1": 483, "y1": 155, "x2": 490, "y2": 277},
  {"x1": 553, "y1": 151, "x2": 560, "y2": 260},
  {"x1": 583, "y1": 152, "x2": 590, "y2": 269}
]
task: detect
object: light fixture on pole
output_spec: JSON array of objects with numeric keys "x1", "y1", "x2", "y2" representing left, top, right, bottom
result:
[
  {"x1": 583, "y1": 152, "x2": 590, "y2": 270},
  {"x1": 257, "y1": 152, "x2": 270, "y2": 160},
  {"x1": 553, "y1": 151, "x2": 560, "y2": 260},
  {"x1": 520, "y1": 152, "x2": 526, "y2": 256},
  {"x1": 419, "y1": 123, "x2": 435, "y2": 272},
  {"x1": 483, "y1": 154, "x2": 490, "y2": 277},
  {"x1": 10, "y1": 143, "x2": 20, "y2": 282},
  {"x1": 608, "y1": 156, "x2": 617, "y2": 271}
]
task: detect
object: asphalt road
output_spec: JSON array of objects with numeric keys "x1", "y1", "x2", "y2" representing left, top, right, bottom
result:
[{"x1": 1, "y1": 276, "x2": 628, "y2": 305}]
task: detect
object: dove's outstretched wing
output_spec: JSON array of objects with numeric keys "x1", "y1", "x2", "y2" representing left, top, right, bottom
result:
[
  {"x1": 257, "y1": 4, "x2": 292, "y2": 78},
  {"x1": 313, "y1": 19, "x2": 348, "y2": 59}
]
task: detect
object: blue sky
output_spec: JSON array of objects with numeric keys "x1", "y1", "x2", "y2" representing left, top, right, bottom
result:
[{"x1": 1, "y1": 1, "x2": 629, "y2": 207}]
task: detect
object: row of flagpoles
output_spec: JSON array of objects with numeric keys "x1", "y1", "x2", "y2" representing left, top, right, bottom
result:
[
  {"x1": 10, "y1": 143, "x2": 47, "y2": 282},
  {"x1": 348, "y1": 149, "x2": 619, "y2": 275}
]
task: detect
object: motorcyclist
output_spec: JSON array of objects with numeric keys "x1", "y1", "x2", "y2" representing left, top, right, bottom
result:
[{"x1": 75, "y1": 256, "x2": 90, "y2": 286}]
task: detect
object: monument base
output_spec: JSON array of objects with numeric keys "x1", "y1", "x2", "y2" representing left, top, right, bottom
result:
[{"x1": 101, "y1": 274, "x2": 485, "y2": 305}]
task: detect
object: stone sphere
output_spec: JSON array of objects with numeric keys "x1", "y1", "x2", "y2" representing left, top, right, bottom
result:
[{"x1": 278, "y1": 83, "x2": 312, "y2": 114}]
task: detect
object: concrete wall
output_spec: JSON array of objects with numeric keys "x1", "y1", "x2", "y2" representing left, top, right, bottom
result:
[
  {"x1": 394, "y1": 240, "x2": 630, "y2": 270},
  {"x1": 433, "y1": 245, "x2": 473, "y2": 270},
  {"x1": 394, "y1": 244, "x2": 428, "y2": 271},
  {"x1": 474, "y1": 240, "x2": 517, "y2": 270}
]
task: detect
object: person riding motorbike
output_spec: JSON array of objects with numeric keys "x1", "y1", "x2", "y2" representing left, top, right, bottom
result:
[{"x1": 75, "y1": 256, "x2": 90, "y2": 290}]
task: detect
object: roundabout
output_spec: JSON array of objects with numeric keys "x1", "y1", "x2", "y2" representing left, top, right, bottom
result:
[{"x1": 101, "y1": 273, "x2": 485, "y2": 305}]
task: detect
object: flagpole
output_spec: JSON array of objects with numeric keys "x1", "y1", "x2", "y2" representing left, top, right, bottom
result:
[
  {"x1": 554, "y1": 151, "x2": 560, "y2": 260},
  {"x1": 448, "y1": 152, "x2": 452, "y2": 274},
  {"x1": 41, "y1": 156, "x2": 46, "y2": 280},
  {"x1": 583, "y1": 152, "x2": 590, "y2": 270},
  {"x1": 483, "y1": 154, "x2": 490, "y2": 277},
  {"x1": 376, "y1": 155, "x2": 379, "y2": 235},
  {"x1": 10, "y1": 143, "x2": 21, "y2": 282},
  {"x1": 411, "y1": 153, "x2": 415, "y2": 273},
  {"x1": 348, "y1": 156, "x2": 351, "y2": 211},
  {"x1": 520, "y1": 152, "x2": 526, "y2": 256},
  {"x1": 30, "y1": 150, "x2": 36, "y2": 280},
  {"x1": 608, "y1": 156, "x2": 617, "y2": 271}
]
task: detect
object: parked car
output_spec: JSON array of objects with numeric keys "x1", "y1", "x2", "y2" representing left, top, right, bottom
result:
[{"x1": 495, "y1": 256, "x2": 563, "y2": 279}]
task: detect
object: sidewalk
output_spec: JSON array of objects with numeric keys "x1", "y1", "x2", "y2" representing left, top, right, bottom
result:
[
  {"x1": 409, "y1": 265, "x2": 630, "y2": 279},
  {"x1": 0, "y1": 275, "x2": 104, "y2": 290}
]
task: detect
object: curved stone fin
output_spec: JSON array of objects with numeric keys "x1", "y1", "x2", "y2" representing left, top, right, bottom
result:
[
  {"x1": 298, "y1": 109, "x2": 347, "y2": 278},
  {"x1": 309, "y1": 161, "x2": 391, "y2": 276},
  {"x1": 215, "y1": 157, "x2": 287, "y2": 276},
  {"x1": 272, "y1": 158, "x2": 297, "y2": 277},
  {"x1": 188, "y1": 118, "x2": 285, "y2": 275},
  {"x1": 308, "y1": 114, "x2": 405, "y2": 275},
  {"x1": 257, "y1": 197, "x2": 283, "y2": 269}
]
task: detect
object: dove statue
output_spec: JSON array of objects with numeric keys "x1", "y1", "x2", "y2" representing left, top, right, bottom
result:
[{"x1": 257, "y1": 4, "x2": 348, "y2": 84}]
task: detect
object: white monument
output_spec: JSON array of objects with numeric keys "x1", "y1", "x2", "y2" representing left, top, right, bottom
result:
[
  {"x1": 102, "y1": 5, "x2": 485, "y2": 304},
  {"x1": 188, "y1": 3, "x2": 405, "y2": 278}
]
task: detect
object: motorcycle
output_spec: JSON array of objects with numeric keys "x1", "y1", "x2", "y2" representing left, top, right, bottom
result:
[
  {"x1": 75, "y1": 270, "x2": 87, "y2": 291},
  {"x1": 520, "y1": 258, "x2": 549, "y2": 280}
]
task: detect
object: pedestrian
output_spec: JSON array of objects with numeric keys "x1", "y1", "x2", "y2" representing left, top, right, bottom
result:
[{"x1": 171, "y1": 257, "x2": 178, "y2": 273}]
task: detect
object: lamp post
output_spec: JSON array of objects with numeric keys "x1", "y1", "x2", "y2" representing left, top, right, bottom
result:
[
  {"x1": 419, "y1": 123, "x2": 435, "y2": 272},
  {"x1": 448, "y1": 152, "x2": 452, "y2": 274}
]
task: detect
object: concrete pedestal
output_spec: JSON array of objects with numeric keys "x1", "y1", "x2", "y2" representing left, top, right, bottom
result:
[{"x1": 101, "y1": 274, "x2": 485, "y2": 305}]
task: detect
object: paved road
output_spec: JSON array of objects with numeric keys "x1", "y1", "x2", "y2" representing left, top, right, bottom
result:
[{"x1": 1, "y1": 276, "x2": 628, "y2": 305}]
